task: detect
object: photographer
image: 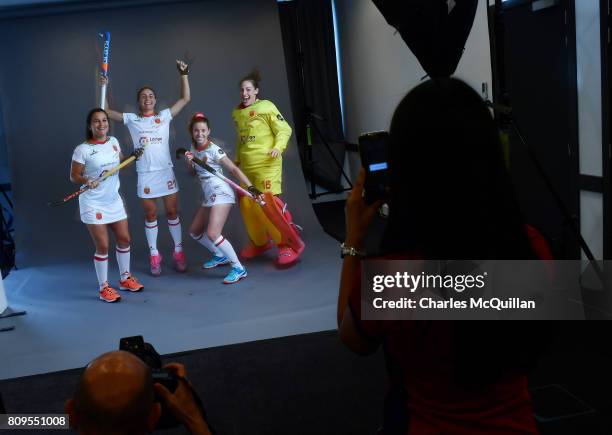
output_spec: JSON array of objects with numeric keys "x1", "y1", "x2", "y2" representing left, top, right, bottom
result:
[
  {"x1": 65, "y1": 351, "x2": 211, "y2": 435},
  {"x1": 338, "y1": 78, "x2": 542, "y2": 434}
]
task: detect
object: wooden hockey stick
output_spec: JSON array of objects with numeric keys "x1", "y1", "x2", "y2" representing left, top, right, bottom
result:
[{"x1": 48, "y1": 150, "x2": 140, "y2": 207}]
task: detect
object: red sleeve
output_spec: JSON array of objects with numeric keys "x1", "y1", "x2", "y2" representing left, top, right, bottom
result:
[{"x1": 526, "y1": 224, "x2": 554, "y2": 260}]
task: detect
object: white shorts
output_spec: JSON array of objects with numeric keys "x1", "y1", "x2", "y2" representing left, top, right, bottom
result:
[
  {"x1": 137, "y1": 168, "x2": 179, "y2": 199},
  {"x1": 200, "y1": 177, "x2": 235, "y2": 207},
  {"x1": 80, "y1": 195, "x2": 127, "y2": 225}
]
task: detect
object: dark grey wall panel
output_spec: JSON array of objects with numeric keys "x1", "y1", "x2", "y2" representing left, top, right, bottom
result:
[{"x1": 0, "y1": 0, "x2": 319, "y2": 264}]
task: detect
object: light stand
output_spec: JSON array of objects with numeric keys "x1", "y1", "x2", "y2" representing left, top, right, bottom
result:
[{"x1": 305, "y1": 111, "x2": 353, "y2": 200}]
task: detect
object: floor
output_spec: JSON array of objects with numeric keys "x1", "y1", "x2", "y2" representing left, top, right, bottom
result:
[{"x1": 0, "y1": 230, "x2": 341, "y2": 380}]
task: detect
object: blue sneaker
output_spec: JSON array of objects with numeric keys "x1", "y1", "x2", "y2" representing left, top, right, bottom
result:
[
  {"x1": 202, "y1": 255, "x2": 230, "y2": 269},
  {"x1": 223, "y1": 266, "x2": 247, "y2": 284}
]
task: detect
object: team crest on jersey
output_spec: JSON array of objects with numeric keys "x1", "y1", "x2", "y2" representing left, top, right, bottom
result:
[
  {"x1": 96, "y1": 212, "x2": 103, "y2": 220},
  {"x1": 155, "y1": 118, "x2": 161, "y2": 124},
  {"x1": 249, "y1": 110, "x2": 256, "y2": 117},
  {"x1": 276, "y1": 114, "x2": 284, "y2": 121},
  {"x1": 144, "y1": 187, "x2": 151, "y2": 194}
]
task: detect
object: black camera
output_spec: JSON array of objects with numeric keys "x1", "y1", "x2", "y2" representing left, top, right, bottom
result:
[
  {"x1": 358, "y1": 131, "x2": 390, "y2": 204},
  {"x1": 119, "y1": 336, "x2": 179, "y2": 429}
]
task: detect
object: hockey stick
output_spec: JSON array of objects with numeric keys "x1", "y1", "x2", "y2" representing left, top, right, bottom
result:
[
  {"x1": 99, "y1": 31, "x2": 111, "y2": 109},
  {"x1": 175, "y1": 147, "x2": 265, "y2": 206},
  {"x1": 48, "y1": 150, "x2": 140, "y2": 207}
]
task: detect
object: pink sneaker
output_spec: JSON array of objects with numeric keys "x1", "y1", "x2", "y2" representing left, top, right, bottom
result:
[
  {"x1": 150, "y1": 253, "x2": 162, "y2": 276},
  {"x1": 172, "y1": 250, "x2": 187, "y2": 273}
]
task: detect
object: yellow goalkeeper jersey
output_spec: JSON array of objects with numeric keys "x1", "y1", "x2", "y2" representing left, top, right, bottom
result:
[{"x1": 232, "y1": 99, "x2": 292, "y2": 194}]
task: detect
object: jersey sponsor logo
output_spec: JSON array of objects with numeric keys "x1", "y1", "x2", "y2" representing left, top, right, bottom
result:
[
  {"x1": 240, "y1": 135, "x2": 256, "y2": 144},
  {"x1": 139, "y1": 137, "x2": 162, "y2": 146},
  {"x1": 90, "y1": 149, "x2": 99, "y2": 156},
  {"x1": 249, "y1": 110, "x2": 256, "y2": 117},
  {"x1": 113, "y1": 145, "x2": 118, "y2": 152},
  {"x1": 218, "y1": 148, "x2": 225, "y2": 155},
  {"x1": 144, "y1": 187, "x2": 151, "y2": 194},
  {"x1": 96, "y1": 212, "x2": 103, "y2": 220},
  {"x1": 276, "y1": 114, "x2": 284, "y2": 121}
]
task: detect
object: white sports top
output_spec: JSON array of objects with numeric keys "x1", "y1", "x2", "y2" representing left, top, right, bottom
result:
[
  {"x1": 190, "y1": 141, "x2": 228, "y2": 181},
  {"x1": 123, "y1": 108, "x2": 173, "y2": 173},
  {"x1": 71, "y1": 136, "x2": 122, "y2": 206}
]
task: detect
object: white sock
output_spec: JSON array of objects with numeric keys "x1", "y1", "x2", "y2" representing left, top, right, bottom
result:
[
  {"x1": 94, "y1": 253, "x2": 109, "y2": 289},
  {"x1": 213, "y1": 235, "x2": 242, "y2": 268},
  {"x1": 168, "y1": 217, "x2": 183, "y2": 253},
  {"x1": 116, "y1": 246, "x2": 131, "y2": 280},
  {"x1": 190, "y1": 232, "x2": 223, "y2": 257},
  {"x1": 145, "y1": 220, "x2": 159, "y2": 256}
]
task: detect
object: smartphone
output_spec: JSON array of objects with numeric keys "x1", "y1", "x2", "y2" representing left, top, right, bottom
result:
[{"x1": 358, "y1": 131, "x2": 390, "y2": 203}]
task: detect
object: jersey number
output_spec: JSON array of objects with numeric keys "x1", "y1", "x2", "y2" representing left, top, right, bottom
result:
[
  {"x1": 167, "y1": 180, "x2": 177, "y2": 190},
  {"x1": 263, "y1": 180, "x2": 271, "y2": 190}
]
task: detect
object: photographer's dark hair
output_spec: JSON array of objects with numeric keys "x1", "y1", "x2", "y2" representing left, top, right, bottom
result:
[
  {"x1": 382, "y1": 78, "x2": 533, "y2": 259},
  {"x1": 381, "y1": 78, "x2": 548, "y2": 388}
]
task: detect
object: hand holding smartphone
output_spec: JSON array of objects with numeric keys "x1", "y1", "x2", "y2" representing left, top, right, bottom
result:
[{"x1": 358, "y1": 131, "x2": 390, "y2": 204}]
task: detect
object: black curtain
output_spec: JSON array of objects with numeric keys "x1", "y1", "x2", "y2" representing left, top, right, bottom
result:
[{"x1": 279, "y1": 0, "x2": 346, "y2": 193}]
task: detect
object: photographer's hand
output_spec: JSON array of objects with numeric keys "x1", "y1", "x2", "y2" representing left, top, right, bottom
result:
[
  {"x1": 154, "y1": 363, "x2": 212, "y2": 435},
  {"x1": 345, "y1": 167, "x2": 384, "y2": 249}
]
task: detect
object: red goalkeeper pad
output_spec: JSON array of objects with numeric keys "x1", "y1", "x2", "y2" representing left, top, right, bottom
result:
[{"x1": 260, "y1": 192, "x2": 305, "y2": 256}]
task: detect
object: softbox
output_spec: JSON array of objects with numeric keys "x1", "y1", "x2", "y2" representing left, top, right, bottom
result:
[{"x1": 372, "y1": 0, "x2": 478, "y2": 78}]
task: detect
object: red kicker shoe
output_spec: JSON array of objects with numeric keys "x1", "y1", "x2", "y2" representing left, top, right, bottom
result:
[
  {"x1": 276, "y1": 245, "x2": 300, "y2": 266},
  {"x1": 240, "y1": 241, "x2": 273, "y2": 259}
]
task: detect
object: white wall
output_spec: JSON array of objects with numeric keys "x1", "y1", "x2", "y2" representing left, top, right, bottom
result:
[
  {"x1": 335, "y1": 0, "x2": 493, "y2": 145},
  {"x1": 335, "y1": 0, "x2": 605, "y2": 259},
  {"x1": 577, "y1": 0, "x2": 602, "y2": 177},
  {"x1": 576, "y1": 0, "x2": 603, "y2": 258}
]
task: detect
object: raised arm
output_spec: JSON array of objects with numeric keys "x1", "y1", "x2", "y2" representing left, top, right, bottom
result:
[
  {"x1": 99, "y1": 75, "x2": 123, "y2": 122},
  {"x1": 170, "y1": 60, "x2": 191, "y2": 118}
]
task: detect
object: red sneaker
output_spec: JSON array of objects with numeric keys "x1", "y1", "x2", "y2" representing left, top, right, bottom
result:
[
  {"x1": 240, "y1": 241, "x2": 273, "y2": 259},
  {"x1": 172, "y1": 251, "x2": 187, "y2": 273},
  {"x1": 119, "y1": 275, "x2": 144, "y2": 292},
  {"x1": 99, "y1": 283, "x2": 121, "y2": 303},
  {"x1": 276, "y1": 245, "x2": 300, "y2": 266}
]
